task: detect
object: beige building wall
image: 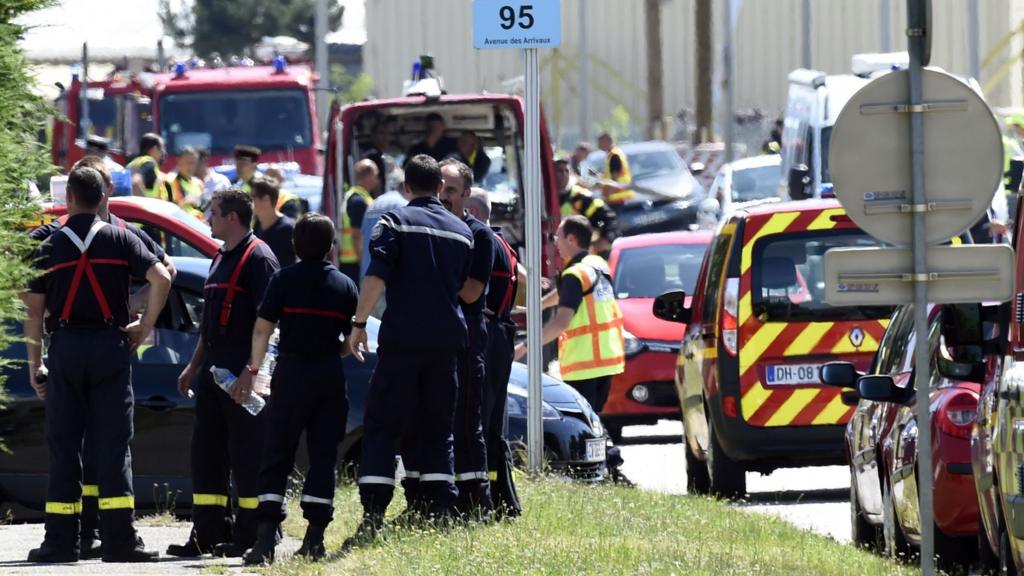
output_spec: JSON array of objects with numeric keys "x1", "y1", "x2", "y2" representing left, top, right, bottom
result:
[{"x1": 365, "y1": 0, "x2": 1024, "y2": 144}]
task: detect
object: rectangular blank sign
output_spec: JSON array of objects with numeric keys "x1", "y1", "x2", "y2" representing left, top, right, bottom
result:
[{"x1": 823, "y1": 245, "x2": 1015, "y2": 306}]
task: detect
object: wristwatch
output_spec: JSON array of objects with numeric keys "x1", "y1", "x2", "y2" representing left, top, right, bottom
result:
[{"x1": 352, "y1": 319, "x2": 368, "y2": 329}]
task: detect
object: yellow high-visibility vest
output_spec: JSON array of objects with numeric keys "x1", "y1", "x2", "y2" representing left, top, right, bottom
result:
[
  {"x1": 603, "y1": 147, "x2": 635, "y2": 204},
  {"x1": 339, "y1": 186, "x2": 373, "y2": 264},
  {"x1": 127, "y1": 155, "x2": 163, "y2": 199},
  {"x1": 558, "y1": 254, "x2": 626, "y2": 381}
]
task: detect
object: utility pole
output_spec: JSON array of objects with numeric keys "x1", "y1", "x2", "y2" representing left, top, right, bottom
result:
[
  {"x1": 694, "y1": 0, "x2": 713, "y2": 144},
  {"x1": 315, "y1": 0, "x2": 329, "y2": 130},
  {"x1": 579, "y1": 0, "x2": 590, "y2": 143},
  {"x1": 968, "y1": 0, "x2": 980, "y2": 80},
  {"x1": 644, "y1": 0, "x2": 665, "y2": 140}
]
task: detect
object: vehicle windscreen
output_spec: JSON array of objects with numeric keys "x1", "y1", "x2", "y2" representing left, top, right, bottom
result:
[
  {"x1": 752, "y1": 229, "x2": 892, "y2": 322},
  {"x1": 613, "y1": 243, "x2": 708, "y2": 299},
  {"x1": 629, "y1": 150, "x2": 684, "y2": 180},
  {"x1": 731, "y1": 164, "x2": 782, "y2": 202},
  {"x1": 159, "y1": 89, "x2": 312, "y2": 155}
]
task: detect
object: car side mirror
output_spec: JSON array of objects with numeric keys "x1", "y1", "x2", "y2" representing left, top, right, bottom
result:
[
  {"x1": 689, "y1": 161, "x2": 706, "y2": 176},
  {"x1": 857, "y1": 375, "x2": 913, "y2": 405},
  {"x1": 937, "y1": 356, "x2": 987, "y2": 384},
  {"x1": 820, "y1": 362, "x2": 860, "y2": 388},
  {"x1": 787, "y1": 164, "x2": 811, "y2": 201},
  {"x1": 840, "y1": 390, "x2": 860, "y2": 407},
  {"x1": 653, "y1": 291, "x2": 691, "y2": 324}
]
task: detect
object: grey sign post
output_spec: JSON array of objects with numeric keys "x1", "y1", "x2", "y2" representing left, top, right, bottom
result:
[
  {"x1": 825, "y1": 2, "x2": 1012, "y2": 573},
  {"x1": 473, "y1": 0, "x2": 561, "y2": 473}
]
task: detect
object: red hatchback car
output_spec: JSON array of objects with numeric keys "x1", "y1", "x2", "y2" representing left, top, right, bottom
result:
[
  {"x1": 605, "y1": 231, "x2": 711, "y2": 438},
  {"x1": 44, "y1": 196, "x2": 220, "y2": 259},
  {"x1": 823, "y1": 304, "x2": 984, "y2": 568}
]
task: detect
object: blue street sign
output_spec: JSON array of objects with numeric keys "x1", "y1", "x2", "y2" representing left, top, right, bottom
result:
[{"x1": 473, "y1": 0, "x2": 561, "y2": 50}]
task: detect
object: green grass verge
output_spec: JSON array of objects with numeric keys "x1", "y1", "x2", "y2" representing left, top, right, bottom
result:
[{"x1": 265, "y1": 477, "x2": 916, "y2": 576}]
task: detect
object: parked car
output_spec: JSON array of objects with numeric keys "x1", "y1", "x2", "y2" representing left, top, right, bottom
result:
[
  {"x1": 709, "y1": 154, "x2": 782, "y2": 215},
  {"x1": 604, "y1": 231, "x2": 711, "y2": 439},
  {"x1": 44, "y1": 196, "x2": 221, "y2": 259},
  {"x1": 583, "y1": 141, "x2": 718, "y2": 236},
  {"x1": 654, "y1": 199, "x2": 892, "y2": 498},
  {"x1": 0, "y1": 258, "x2": 608, "y2": 516},
  {"x1": 822, "y1": 304, "x2": 986, "y2": 567}
]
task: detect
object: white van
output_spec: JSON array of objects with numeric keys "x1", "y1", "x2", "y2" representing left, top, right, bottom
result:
[{"x1": 779, "y1": 52, "x2": 909, "y2": 200}]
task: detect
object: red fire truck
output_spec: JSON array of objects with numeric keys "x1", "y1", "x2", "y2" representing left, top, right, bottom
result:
[{"x1": 52, "y1": 58, "x2": 323, "y2": 176}]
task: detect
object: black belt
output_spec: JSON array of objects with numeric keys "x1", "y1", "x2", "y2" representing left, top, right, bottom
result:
[
  {"x1": 49, "y1": 319, "x2": 118, "y2": 332},
  {"x1": 278, "y1": 349, "x2": 341, "y2": 360}
]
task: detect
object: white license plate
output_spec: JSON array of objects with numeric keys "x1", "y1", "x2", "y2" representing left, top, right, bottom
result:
[
  {"x1": 765, "y1": 363, "x2": 822, "y2": 386},
  {"x1": 585, "y1": 438, "x2": 606, "y2": 462}
]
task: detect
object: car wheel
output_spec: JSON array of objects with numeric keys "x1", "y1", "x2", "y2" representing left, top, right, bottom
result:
[
  {"x1": 685, "y1": 437, "x2": 710, "y2": 495},
  {"x1": 980, "y1": 529, "x2": 1000, "y2": 575},
  {"x1": 882, "y1": 480, "x2": 911, "y2": 560},
  {"x1": 932, "y1": 523, "x2": 973, "y2": 572},
  {"x1": 849, "y1": 469, "x2": 881, "y2": 551},
  {"x1": 606, "y1": 424, "x2": 623, "y2": 443},
  {"x1": 1002, "y1": 525, "x2": 1019, "y2": 576},
  {"x1": 706, "y1": 415, "x2": 745, "y2": 499}
]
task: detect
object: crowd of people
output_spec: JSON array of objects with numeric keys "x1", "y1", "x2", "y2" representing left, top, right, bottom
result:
[{"x1": 21, "y1": 105, "x2": 633, "y2": 566}]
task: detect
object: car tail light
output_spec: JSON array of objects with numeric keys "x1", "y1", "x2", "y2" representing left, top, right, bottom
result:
[
  {"x1": 723, "y1": 396, "x2": 738, "y2": 418},
  {"x1": 721, "y1": 277, "x2": 739, "y2": 356},
  {"x1": 937, "y1": 390, "x2": 979, "y2": 440}
]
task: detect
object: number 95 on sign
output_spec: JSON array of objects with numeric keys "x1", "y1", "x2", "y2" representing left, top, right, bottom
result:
[{"x1": 473, "y1": 0, "x2": 562, "y2": 50}]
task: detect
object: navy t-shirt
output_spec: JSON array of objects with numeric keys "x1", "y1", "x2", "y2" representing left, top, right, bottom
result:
[
  {"x1": 254, "y1": 215, "x2": 296, "y2": 267},
  {"x1": 259, "y1": 260, "x2": 359, "y2": 357}
]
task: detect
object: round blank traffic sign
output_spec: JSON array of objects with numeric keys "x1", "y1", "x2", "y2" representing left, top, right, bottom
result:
[{"x1": 829, "y1": 68, "x2": 1003, "y2": 246}]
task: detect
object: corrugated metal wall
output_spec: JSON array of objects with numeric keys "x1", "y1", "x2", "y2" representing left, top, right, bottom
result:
[{"x1": 365, "y1": 0, "x2": 1024, "y2": 147}]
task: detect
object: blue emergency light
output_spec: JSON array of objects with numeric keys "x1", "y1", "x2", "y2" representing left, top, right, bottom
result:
[
  {"x1": 273, "y1": 55, "x2": 287, "y2": 74},
  {"x1": 173, "y1": 62, "x2": 187, "y2": 78}
]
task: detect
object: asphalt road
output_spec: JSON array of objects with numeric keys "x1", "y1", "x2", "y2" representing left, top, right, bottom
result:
[
  {"x1": 617, "y1": 420, "x2": 853, "y2": 544},
  {"x1": 0, "y1": 521, "x2": 299, "y2": 575}
]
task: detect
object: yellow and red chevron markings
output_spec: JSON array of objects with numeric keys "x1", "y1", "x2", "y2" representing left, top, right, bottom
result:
[{"x1": 736, "y1": 207, "x2": 885, "y2": 428}]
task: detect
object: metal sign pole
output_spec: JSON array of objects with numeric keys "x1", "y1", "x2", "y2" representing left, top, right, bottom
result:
[
  {"x1": 907, "y1": 0, "x2": 934, "y2": 573},
  {"x1": 524, "y1": 47, "x2": 545, "y2": 474}
]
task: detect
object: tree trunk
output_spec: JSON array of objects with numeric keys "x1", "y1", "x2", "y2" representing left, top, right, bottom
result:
[
  {"x1": 694, "y1": 0, "x2": 713, "y2": 144},
  {"x1": 645, "y1": 0, "x2": 665, "y2": 140}
]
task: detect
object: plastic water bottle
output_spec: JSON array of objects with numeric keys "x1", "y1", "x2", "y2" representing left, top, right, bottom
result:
[
  {"x1": 210, "y1": 366, "x2": 266, "y2": 416},
  {"x1": 253, "y1": 329, "x2": 279, "y2": 396}
]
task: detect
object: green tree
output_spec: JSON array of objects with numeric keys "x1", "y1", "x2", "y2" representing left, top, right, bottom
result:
[
  {"x1": 161, "y1": 0, "x2": 343, "y2": 59},
  {"x1": 330, "y1": 63, "x2": 374, "y2": 104},
  {"x1": 0, "y1": 0, "x2": 53, "y2": 445}
]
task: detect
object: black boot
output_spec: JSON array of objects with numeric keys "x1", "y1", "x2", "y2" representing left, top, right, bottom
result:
[
  {"x1": 79, "y1": 536, "x2": 102, "y2": 560},
  {"x1": 340, "y1": 512, "x2": 383, "y2": 553},
  {"x1": 211, "y1": 541, "x2": 250, "y2": 558},
  {"x1": 28, "y1": 515, "x2": 79, "y2": 563},
  {"x1": 242, "y1": 522, "x2": 279, "y2": 566},
  {"x1": 101, "y1": 512, "x2": 157, "y2": 564},
  {"x1": 295, "y1": 523, "x2": 327, "y2": 561}
]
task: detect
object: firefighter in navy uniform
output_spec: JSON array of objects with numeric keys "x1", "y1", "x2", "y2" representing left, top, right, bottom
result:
[
  {"x1": 465, "y1": 189, "x2": 523, "y2": 518},
  {"x1": 242, "y1": 214, "x2": 359, "y2": 566},
  {"x1": 343, "y1": 155, "x2": 472, "y2": 548},
  {"x1": 23, "y1": 166, "x2": 171, "y2": 563},
  {"x1": 167, "y1": 189, "x2": 280, "y2": 558},
  {"x1": 437, "y1": 159, "x2": 494, "y2": 517},
  {"x1": 29, "y1": 156, "x2": 176, "y2": 559}
]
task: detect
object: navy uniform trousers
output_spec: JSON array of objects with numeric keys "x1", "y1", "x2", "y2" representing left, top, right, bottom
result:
[
  {"x1": 190, "y1": 353, "x2": 265, "y2": 549},
  {"x1": 256, "y1": 354, "x2": 348, "y2": 527},
  {"x1": 44, "y1": 328, "x2": 137, "y2": 553},
  {"x1": 451, "y1": 315, "x2": 491, "y2": 512},
  {"x1": 481, "y1": 317, "x2": 521, "y2": 517},
  {"x1": 359, "y1": 347, "x2": 459, "y2": 517}
]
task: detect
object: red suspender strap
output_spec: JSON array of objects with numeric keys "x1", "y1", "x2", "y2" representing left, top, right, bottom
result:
[
  {"x1": 282, "y1": 307, "x2": 349, "y2": 320},
  {"x1": 493, "y1": 234, "x2": 518, "y2": 317},
  {"x1": 218, "y1": 239, "x2": 263, "y2": 327},
  {"x1": 57, "y1": 220, "x2": 123, "y2": 323}
]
